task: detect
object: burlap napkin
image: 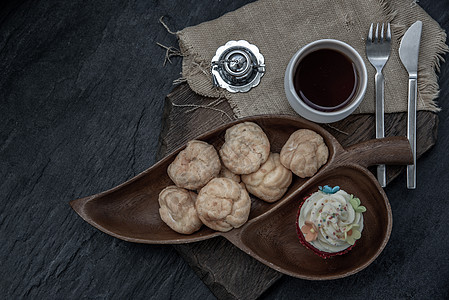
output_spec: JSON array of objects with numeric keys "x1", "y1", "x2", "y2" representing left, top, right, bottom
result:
[{"x1": 176, "y1": 0, "x2": 448, "y2": 119}]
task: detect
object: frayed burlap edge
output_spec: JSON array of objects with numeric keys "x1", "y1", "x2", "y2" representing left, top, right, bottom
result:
[
  {"x1": 173, "y1": 0, "x2": 448, "y2": 118},
  {"x1": 157, "y1": 17, "x2": 239, "y2": 119},
  {"x1": 383, "y1": 0, "x2": 449, "y2": 112},
  {"x1": 177, "y1": 33, "x2": 242, "y2": 118}
]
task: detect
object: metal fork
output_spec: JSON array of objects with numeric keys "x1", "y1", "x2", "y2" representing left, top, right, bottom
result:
[{"x1": 366, "y1": 23, "x2": 391, "y2": 188}]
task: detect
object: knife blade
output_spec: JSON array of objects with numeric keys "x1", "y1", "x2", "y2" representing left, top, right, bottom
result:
[{"x1": 399, "y1": 20, "x2": 422, "y2": 189}]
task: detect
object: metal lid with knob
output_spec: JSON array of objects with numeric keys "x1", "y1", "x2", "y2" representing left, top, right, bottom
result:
[{"x1": 211, "y1": 40, "x2": 265, "y2": 93}]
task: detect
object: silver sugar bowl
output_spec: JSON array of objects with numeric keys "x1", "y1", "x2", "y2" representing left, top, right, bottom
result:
[{"x1": 211, "y1": 40, "x2": 265, "y2": 93}]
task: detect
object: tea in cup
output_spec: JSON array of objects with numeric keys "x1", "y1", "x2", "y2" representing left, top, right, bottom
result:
[{"x1": 284, "y1": 39, "x2": 368, "y2": 123}]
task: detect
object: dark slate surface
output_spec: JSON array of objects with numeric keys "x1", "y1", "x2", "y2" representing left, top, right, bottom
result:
[{"x1": 0, "y1": 0, "x2": 448, "y2": 299}]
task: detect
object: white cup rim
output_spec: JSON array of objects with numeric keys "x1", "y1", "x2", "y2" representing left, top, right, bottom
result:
[{"x1": 284, "y1": 39, "x2": 368, "y2": 123}]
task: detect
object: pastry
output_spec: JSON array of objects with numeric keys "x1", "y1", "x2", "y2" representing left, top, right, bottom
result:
[
  {"x1": 167, "y1": 140, "x2": 221, "y2": 190},
  {"x1": 241, "y1": 152, "x2": 292, "y2": 202},
  {"x1": 195, "y1": 178, "x2": 251, "y2": 232},
  {"x1": 280, "y1": 129, "x2": 328, "y2": 178},
  {"x1": 219, "y1": 122, "x2": 270, "y2": 175},
  {"x1": 158, "y1": 186, "x2": 202, "y2": 234},
  {"x1": 296, "y1": 185, "x2": 366, "y2": 258}
]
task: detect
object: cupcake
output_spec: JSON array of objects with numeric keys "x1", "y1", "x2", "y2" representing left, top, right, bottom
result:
[{"x1": 296, "y1": 185, "x2": 366, "y2": 258}]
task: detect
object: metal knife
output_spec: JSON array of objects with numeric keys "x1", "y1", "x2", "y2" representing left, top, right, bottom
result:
[{"x1": 399, "y1": 20, "x2": 422, "y2": 189}]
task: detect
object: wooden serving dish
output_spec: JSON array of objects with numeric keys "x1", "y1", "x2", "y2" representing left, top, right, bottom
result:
[{"x1": 70, "y1": 115, "x2": 412, "y2": 280}]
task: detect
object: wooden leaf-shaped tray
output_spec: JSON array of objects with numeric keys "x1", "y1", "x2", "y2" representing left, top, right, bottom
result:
[{"x1": 70, "y1": 115, "x2": 412, "y2": 280}]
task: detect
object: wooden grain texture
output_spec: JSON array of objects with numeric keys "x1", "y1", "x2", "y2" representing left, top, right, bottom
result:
[
  {"x1": 157, "y1": 83, "x2": 438, "y2": 299},
  {"x1": 1, "y1": 0, "x2": 447, "y2": 299},
  {"x1": 70, "y1": 115, "x2": 413, "y2": 281}
]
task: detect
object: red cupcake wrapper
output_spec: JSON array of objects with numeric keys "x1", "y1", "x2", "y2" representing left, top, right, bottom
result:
[{"x1": 295, "y1": 195, "x2": 356, "y2": 259}]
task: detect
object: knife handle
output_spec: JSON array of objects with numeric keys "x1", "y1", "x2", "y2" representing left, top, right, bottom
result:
[
  {"x1": 407, "y1": 77, "x2": 417, "y2": 189},
  {"x1": 375, "y1": 71, "x2": 386, "y2": 187}
]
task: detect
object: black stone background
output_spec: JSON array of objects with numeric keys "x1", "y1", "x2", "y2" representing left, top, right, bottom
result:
[{"x1": 1, "y1": 0, "x2": 448, "y2": 299}]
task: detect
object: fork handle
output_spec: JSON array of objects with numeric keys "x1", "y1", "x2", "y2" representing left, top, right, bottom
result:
[
  {"x1": 375, "y1": 71, "x2": 386, "y2": 187},
  {"x1": 407, "y1": 77, "x2": 417, "y2": 189}
]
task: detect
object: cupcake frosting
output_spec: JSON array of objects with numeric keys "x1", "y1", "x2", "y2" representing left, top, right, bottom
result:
[{"x1": 298, "y1": 187, "x2": 365, "y2": 253}]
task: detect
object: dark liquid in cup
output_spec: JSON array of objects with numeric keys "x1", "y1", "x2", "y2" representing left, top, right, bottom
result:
[{"x1": 293, "y1": 49, "x2": 358, "y2": 112}]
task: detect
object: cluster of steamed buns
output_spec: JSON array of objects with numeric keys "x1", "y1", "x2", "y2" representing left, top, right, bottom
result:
[{"x1": 158, "y1": 122, "x2": 329, "y2": 234}]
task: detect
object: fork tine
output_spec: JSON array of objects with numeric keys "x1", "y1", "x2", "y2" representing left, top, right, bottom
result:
[
  {"x1": 367, "y1": 23, "x2": 373, "y2": 43},
  {"x1": 381, "y1": 23, "x2": 385, "y2": 41},
  {"x1": 375, "y1": 23, "x2": 379, "y2": 42},
  {"x1": 386, "y1": 23, "x2": 391, "y2": 42}
]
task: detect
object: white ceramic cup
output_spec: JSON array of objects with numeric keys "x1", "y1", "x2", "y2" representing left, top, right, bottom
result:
[{"x1": 284, "y1": 39, "x2": 368, "y2": 123}]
